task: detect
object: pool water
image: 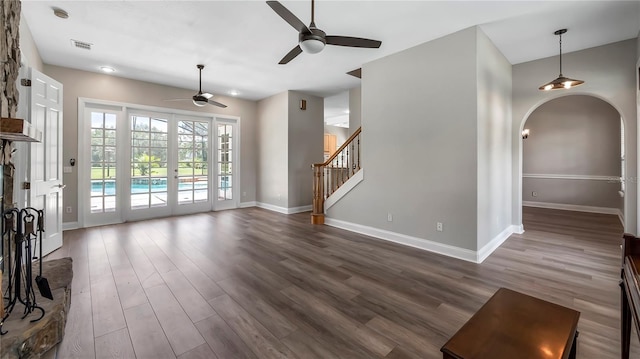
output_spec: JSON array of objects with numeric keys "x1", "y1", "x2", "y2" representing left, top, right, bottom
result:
[{"x1": 92, "y1": 179, "x2": 207, "y2": 195}]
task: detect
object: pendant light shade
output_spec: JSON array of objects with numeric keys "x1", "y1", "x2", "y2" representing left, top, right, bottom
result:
[{"x1": 539, "y1": 29, "x2": 584, "y2": 91}]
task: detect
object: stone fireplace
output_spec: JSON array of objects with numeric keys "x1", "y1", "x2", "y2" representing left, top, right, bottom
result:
[{"x1": 1, "y1": 2, "x2": 73, "y2": 358}]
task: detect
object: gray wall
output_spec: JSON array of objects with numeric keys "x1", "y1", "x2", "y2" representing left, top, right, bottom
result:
[
  {"x1": 524, "y1": 179, "x2": 622, "y2": 209},
  {"x1": 522, "y1": 95, "x2": 623, "y2": 212},
  {"x1": 328, "y1": 27, "x2": 481, "y2": 251},
  {"x1": 42, "y1": 65, "x2": 259, "y2": 223},
  {"x1": 524, "y1": 96, "x2": 621, "y2": 175},
  {"x1": 256, "y1": 91, "x2": 323, "y2": 209},
  {"x1": 513, "y1": 39, "x2": 638, "y2": 233},
  {"x1": 349, "y1": 86, "x2": 362, "y2": 135},
  {"x1": 637, "y1": 32, "x2": 640, "y2": 61},
  {"x1": 287, "y1": 91, "x2": 324, "y2": 208},
  {"x1": 257, "y1": 91, "x2": 288, "y2": 207},
  {"x1": 476, "y1": 28, "x2": 513, "y2": 249}
]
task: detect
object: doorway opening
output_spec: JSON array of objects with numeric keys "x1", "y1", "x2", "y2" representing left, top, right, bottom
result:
[{"x1": 520, "y1": 94, "x2": 625, "y2": 227}]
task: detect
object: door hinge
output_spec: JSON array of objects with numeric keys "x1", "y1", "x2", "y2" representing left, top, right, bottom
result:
[
  {"x1": 21, "y1": 79, "x2": 32, "y2": 87},
  {"x1": 22, "y1": 182, "x2": 31, "y2": 190}
]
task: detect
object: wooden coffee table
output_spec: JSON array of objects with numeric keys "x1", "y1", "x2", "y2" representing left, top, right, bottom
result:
[{"x1": 441, "y1": 288, "x2": 580, "y2": 359}]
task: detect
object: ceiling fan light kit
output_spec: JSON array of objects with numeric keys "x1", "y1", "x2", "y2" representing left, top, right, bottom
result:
[
  {"x1": 164, "y1": 64, "x2": 227, "y2": 108},
  {"x1": 267, "y1": 0, "x2": 382, "y2": 64},
  {"x1": 539, "y1": 29, "x2": 584, "y2": 91},
  {"x1": 192, "y1": 97, "x2": 208, "y2": 107},
  {"x1": 300, "y1": 36, "x2": 326, "y2": 54}
]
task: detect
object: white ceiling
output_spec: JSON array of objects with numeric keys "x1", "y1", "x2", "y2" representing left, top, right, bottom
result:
[{"x1": 21, "y1": 1, "x2": 640, "y2": 103}]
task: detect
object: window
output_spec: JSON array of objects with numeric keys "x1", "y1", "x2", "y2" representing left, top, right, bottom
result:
[{"x1": 90, "y1": 112, "x2": 117, "y2": 213}]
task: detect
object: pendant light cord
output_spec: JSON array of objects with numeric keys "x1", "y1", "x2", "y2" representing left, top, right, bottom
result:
[{"x1": 558, "y1": 32, "x2": 563, "y2": 76}]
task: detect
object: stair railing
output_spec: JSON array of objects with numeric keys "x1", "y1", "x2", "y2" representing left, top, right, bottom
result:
[{"x1": 312, "y1": 127, "x2": 361, "y2": 224}]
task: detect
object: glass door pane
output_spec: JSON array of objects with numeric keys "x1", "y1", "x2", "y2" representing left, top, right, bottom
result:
[
  {"x1": 177, "y1": 120, "x2": 209, "y2": 205},
  {"x1": 90, "y1": 112, "x2": 117, "y2": 213},
  {"x1": 217, "y1": 124, "x2": 233, "y2": 201},
  {"x1": 130, "y1": 115, "x2": 169, "y2": 210}
]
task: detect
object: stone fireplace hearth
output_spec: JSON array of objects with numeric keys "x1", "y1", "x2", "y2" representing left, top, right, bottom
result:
[{"x1": 1, "y1": 258, "x2": 73, "y2": 359}]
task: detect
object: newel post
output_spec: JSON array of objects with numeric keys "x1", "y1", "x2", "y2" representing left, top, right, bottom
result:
[{"x1": 311, "y1": 164, "x2": 325, "y2": 224}]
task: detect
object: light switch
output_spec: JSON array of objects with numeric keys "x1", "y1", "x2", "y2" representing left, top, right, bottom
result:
[{"x1": 63, "y1": 166, "x2": 73, "y2": 173}]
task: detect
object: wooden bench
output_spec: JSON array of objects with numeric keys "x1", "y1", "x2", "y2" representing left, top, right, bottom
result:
[
  {"x1": 621, "y1": 233, "x2": 640, "y2": 359},
  {"x1": 441, "y1": 288, "x2": 580, "y2": 359}
]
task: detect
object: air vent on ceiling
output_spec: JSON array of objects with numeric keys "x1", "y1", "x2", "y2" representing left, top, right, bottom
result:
[{"x1": 71, "y1": 39, "x2": 92, "y2": 50}]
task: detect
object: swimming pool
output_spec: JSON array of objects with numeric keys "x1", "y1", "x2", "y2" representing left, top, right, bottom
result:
[{"x1": 91, "y1": 179, "x2": 208, "y2": 195}]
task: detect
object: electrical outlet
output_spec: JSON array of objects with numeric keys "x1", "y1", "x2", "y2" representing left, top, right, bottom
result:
[
  {"x1": 436, "y1": 222, "x2": 443, "y2": 232},
  {"x1": 65, "y1": 206, "x2": 72, "y2": 214},
  {"x1": 532, "y1": 191, "x2": 538, "y2": 197},
  {"x1": 387, "y1": 213, "x2": 393, "y2": 222},
  {"x1": 242, "y1": 191, "x2": 247, "y2": 197}
]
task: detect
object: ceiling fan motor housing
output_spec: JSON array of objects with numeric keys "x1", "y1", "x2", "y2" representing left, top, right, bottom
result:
[{"x1": 192, "y1": 94, "x2": 208, "y2": 107}]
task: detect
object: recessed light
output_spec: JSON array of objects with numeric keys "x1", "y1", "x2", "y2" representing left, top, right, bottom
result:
[
  {"x1": 53, "y1": 7, "x2": 69, "y2": 19},
  {"x1": 100, "y1": 66, "x2": 115, "y2": 73},
  {"x1": 228, "y1": 90, "x2": 239, "y2": 96},
  {"x1": 344, "y1": 110, "x2": 350, "y2": 114}
]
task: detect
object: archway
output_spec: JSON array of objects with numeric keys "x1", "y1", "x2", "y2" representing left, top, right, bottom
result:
[{"x1": 518, "y1": 94, "x2": 627, "y2": 229}]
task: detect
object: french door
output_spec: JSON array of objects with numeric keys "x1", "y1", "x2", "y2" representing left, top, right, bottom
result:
[
  {"x1": 80, "y1": 101, "x2": 239, "y2": 226},
  {"x1": 214, "y1": 119, "x2": 239, "y2": 210}
]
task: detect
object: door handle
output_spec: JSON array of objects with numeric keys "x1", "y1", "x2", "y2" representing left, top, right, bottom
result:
[{"x1": 53, "y1": 184, "x2": 66, "y2": 189}]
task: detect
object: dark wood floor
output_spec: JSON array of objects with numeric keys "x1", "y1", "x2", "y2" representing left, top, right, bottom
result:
[{"x1": 44, "y1": 206, "x2": 638, "y2": 358}]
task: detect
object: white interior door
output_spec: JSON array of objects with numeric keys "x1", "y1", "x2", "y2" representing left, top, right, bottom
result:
[{"x1": 28, "y1": 68, "x2": 63, "y2": 256}]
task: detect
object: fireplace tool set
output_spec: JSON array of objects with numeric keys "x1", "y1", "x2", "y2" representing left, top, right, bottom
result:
[{"x1": 1, "y1": 207, "x2": 52, "y2": 335}]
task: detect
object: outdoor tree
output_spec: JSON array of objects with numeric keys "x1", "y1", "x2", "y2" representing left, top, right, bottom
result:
[{"x1": 135, "y1": 153, "x2": 161, "y2": 176}]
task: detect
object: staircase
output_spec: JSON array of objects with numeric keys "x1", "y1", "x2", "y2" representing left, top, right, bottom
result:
[{"x1": 311, "y1": 127, "x2": 362, "y2": 224}]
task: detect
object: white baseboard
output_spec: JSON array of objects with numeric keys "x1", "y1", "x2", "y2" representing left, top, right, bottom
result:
[
  {"x1": 286, "y1": 205, "x2": 312, "y2": 214},
  {"x1": 512, "y1": 224, "x2": 525, "y2": 234},
  {"x1": 523, "y1": 201, "x2": 624, "y2": 225},
  {"x1": 523, "y1": 201, "x2": 619, "y2": 215},
  {"x1": 325, "y1": 170, "x2": 364, "y2": 211},
  {"x1": 477, "y1": 225, "x2": 521, "y2": 263},
  {"x1": 325, "y1": 218, "x2": 518, "y2": 263},
  {"x1": 62, "y1": 222, "x2": 80, "y2": 231},
  {"x1": 256, "y1": 202, "x2": 312, "y2": 215},
  {"x1": 240, "y1": 201, "x2": 257, "y2": 208},
  {"x1": 618, "y1": 211, "x2": 625, "y2": 227}
]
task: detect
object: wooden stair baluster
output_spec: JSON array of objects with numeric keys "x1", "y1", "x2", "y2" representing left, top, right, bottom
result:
[{"x1": 311, "y1": 128, "x2": 362, "y2": 224}]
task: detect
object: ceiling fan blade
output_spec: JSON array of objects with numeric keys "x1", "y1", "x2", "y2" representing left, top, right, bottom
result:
[
  {"x1": 207, "y1": 99, "x2": 228, "y2": 108},
  {"x1": 266, "y1": 1, "x2": 309, "y2": 33},
  {"x1": 326, "y1": 36, "x2": 382, "y2": 48},
  {"x1": 279, "y1": 45, "x2": 303, "y2": 64}
]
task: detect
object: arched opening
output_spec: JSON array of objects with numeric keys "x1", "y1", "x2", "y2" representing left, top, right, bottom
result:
[{"x1": 519, "y1": 94, "x2": 626, "y2": 229}]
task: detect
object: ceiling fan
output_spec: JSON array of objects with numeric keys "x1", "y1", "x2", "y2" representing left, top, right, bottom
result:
[
  {"x1": 165, "y1": 64, "x2": 227, "y2": 108},
  {"x1": 267, "y1": 0, "x2": 382, "y2": 64}
]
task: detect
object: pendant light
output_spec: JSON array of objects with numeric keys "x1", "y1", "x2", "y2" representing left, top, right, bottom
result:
[{"x1": 539, "y1": 29, "x2": 584, "y2": 91}]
